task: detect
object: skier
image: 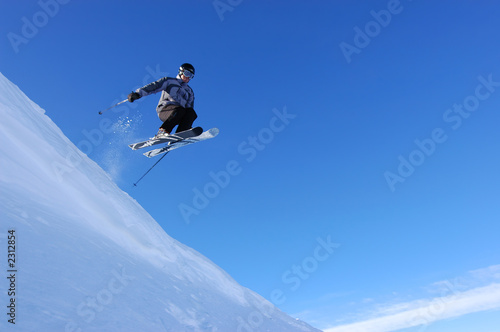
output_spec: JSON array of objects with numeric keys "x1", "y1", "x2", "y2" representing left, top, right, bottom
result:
[{"x1": 128, "y1": 63, "x2": 196, "y2": 137}]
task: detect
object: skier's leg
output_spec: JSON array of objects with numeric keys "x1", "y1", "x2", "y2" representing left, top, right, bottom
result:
[
  {"x1": 176, "y1": 108, "x2": 198, "y2": 133},
  {"x1": 158, "y1": 105, "x2": 185, "y2": 133}
]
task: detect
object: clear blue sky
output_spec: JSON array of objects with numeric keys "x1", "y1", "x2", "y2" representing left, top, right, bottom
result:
[{"x1": 2, "y1": 1, "x2": 500, "y2": 330}]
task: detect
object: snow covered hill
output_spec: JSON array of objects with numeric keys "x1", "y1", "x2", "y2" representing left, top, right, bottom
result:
[{"x1": 0, "y1": 72, "x2": 321, "y2": 332}]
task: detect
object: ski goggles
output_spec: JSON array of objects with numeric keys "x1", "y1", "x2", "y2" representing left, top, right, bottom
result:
[{"x1": 182, "y1": 69, "x2": 195, "y2": 79}]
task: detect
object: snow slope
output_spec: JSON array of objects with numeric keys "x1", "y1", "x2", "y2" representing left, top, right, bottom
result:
[{"x1": 0, "y1": 72, "x2": 320, "y2": 332}]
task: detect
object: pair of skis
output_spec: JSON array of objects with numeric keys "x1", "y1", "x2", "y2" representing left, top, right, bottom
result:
[
  {"x1": 128, "y1": 127, "x2": 219, "y2": 186},
  {"x1": 129, "y1": 127, "x2": 219, "y2": 157}
]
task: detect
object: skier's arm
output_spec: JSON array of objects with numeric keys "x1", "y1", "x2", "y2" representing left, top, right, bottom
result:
[
  {"x1": 128, "y1": 77, "x2": 168, "y2": 103},
  {"x1": 186, "y1": 95, "x2": 194, "y2": 109},
  {"x1": 185, "y1": 86, "x2": 195, "y2": 109},
  {"x1": 136, "y1": 77, "x2": 171, "y2": 97},
  {"x1": 128, "y1": 77, "x2": 171, "y2": 103}
]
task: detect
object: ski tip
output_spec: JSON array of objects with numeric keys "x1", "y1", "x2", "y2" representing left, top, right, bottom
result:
[{"x1": 208, "y1": 128, "x2": 220, "y2": 136}]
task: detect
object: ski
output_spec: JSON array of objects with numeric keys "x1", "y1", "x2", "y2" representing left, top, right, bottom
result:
[
  {"x1": 143, "y1": 128, "x2": 219, "y2": 158},
  {"x1": 128, "y1": 127, "x2": 203, "y2": 150}
]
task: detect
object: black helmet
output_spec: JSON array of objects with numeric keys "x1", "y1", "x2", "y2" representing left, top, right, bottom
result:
[{"x1": 179, "y1": 63, "x2": 195, "y2": 78}]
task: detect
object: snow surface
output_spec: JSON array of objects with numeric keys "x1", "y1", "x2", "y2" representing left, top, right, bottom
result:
[{"x1": 0, "y1": 72, "x2": 321, "y2": 332}]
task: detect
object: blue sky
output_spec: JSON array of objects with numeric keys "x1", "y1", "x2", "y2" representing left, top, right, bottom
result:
[{"x1": 2, "y1": 1, "x2": 500, "y2": 330}]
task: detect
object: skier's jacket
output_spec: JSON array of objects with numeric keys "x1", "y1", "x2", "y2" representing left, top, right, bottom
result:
[{"x1": 135, "y1": 75, "x2": 194, "y2": 114}]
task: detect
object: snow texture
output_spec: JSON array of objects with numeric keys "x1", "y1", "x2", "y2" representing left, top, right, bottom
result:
[{"x1": 0, "y1": 72, "x2": 321, "y2": 332}]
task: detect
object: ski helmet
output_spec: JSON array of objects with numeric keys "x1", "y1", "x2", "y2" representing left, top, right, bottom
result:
[{"x1": 179, "y1": 63, "x2": 195, "y2": 78}]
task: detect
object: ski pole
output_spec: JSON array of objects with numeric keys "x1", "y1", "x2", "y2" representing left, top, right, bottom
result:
[
  {"x1": 98, "y1": 98, "x2": 128, "y2": 115},
  {"x1": 133, "y1": 152, "x2": 169, "y2": 186}
]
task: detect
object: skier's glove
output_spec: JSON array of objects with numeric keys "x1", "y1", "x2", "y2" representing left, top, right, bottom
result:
[{"x1": 128, "y1": 92, "x2": 141, "y2": 102}]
